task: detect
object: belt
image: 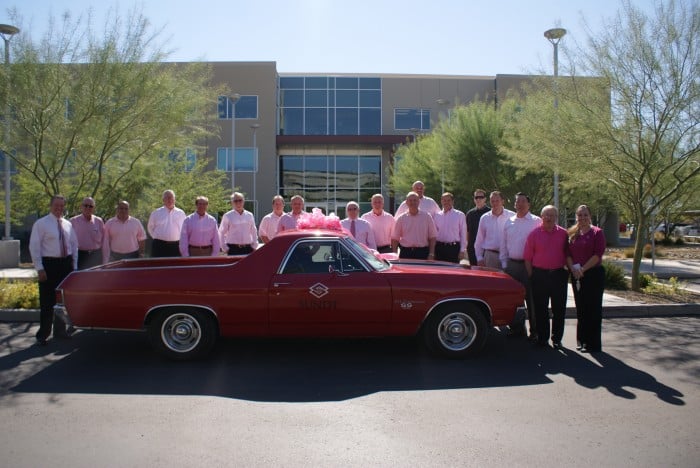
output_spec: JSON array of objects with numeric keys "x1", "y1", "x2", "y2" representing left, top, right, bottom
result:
[
  {"x1": 436, "y1": 241, "x2": 459, "y2": 246},
  {"x1": 485, "y1": 249, "x2": 499, "y2": 253},
  {"x1": 227, "y1": 244, "x2": 251, "y2": 249},
  {"x1": 154, "y1": 239, "x2": 179, "y2": 244},
  {"x1": 42, "y1": 256, "x2": 72, "y2": 260},
  {"x1": 79, "y1": 249, "x2": 100, "y2": 255},
  {"x1": 400, "y1": 245, "x2": 428, "y2": 250},
  {"x1": 189, "y1": 245, "x2": 212, "y2": 249},
  {"x1": 508, "y1": 258, "x2": 524, "y2": 263},
  {"x1": 533, "y1": 266, "x2": 565, "y2": 273}
]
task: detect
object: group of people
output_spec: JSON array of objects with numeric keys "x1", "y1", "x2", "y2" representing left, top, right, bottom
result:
[{"x1": 29, "y1": 184, "x2": 605, "y2": 353}]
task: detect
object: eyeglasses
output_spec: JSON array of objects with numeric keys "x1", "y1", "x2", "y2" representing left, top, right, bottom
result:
[
  {"x1": 474, "y1": 196, "x2": 485, "y2": 200},
  {"x1": 347, "y1": 207, "x2": 358, "y2": 211},
  {"x1": 83, "y1": 204, "x2": 94, "y2": 208}
]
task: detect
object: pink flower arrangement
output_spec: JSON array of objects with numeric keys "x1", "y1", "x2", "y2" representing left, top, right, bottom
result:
[{"x1": 296, "y1": 207, "x2": 342, "y2": 231}]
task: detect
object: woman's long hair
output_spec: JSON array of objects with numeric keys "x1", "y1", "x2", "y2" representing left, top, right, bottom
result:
[{"x1": 568, "y1": 205, "x2": 591, "y2": 242}]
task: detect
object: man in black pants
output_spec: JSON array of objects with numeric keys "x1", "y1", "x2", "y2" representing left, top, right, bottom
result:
[{"x1": 29, "y1": 195, "x2": 79, "y2": 346}]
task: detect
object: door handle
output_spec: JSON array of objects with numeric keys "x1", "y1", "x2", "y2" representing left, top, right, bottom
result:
[{"x1": 273, "y1": 282, "x2": 291, "y2": 287}]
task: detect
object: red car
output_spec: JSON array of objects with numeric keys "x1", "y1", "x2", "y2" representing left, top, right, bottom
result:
[{"x1": 55, "y1": 230, "x2": 525, "y2": 360}]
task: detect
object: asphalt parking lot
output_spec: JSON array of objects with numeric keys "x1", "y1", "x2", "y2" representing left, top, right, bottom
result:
[{"x1": 1, "y1": 317, "x2": 698, "y2": 468}]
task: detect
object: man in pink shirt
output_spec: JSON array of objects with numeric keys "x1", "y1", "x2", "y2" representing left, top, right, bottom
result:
[
  {"x1": 394, "y1": 180, "x2": 440, "y2": 218},
  {"x1": 70, "y1": 196, "x2": 104, "y2": 269},
  {"x1": 391, "y1": 192, "x2": 437, "y2": 260},
  {"x1": 258, "y1": 195, "x2": 285, "y2": 243},
  {"x1": 277, "y1": 195, "x2": 305, "y2": 233},
  {"x1": 524, "y1": 205, "x2": 569, "y2": 348},
  {"x1": 433, "y1": 192, "x2": 467, "y2": 263},
  {"x1": 102, "y1": 201, "x2": 147, "y2": 263},
  {"x1": 361, "y1": 194, "x2": 395, "y2": 254},
  {"x1": 179, "y1": 196, "x2": 220, "y2": 257}
]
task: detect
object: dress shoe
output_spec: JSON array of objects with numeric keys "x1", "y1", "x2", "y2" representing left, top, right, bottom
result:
[
  {"x1": 36, "y1": 338, "x2": 48, "y2": 346},
  {"x1": 576, "y1": 342, "x2": 583, "y2": 351},
  {"x1": 552, "y1": 341, "x2": 562, "y2": 349}
]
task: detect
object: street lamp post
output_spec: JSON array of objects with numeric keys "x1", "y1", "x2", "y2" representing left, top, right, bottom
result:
[
  {"x1": 250, "y1": 123, "x2": 259, "y2": 222},
  {"x1": 1, "y1": 24, "x2": 19, "y2": 242},
  {"x1": 229, "y1": 93, "x2": 240, "y2": 192},
  {"x1": 436, "y1": 98, "x2": 450, "y2": 193},
  {"x1": 544, "y1": 27, "x2": 566, "y2": 213}
]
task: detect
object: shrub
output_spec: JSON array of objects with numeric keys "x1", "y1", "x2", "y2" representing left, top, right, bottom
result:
[
  {"x1": 603, "y1": 261, "x2": 627, "y2": 290},
  {"x1": 0, "y1": 279, "x2": 40, "y2": 309},
  {"x1": 625, "y1": 245, "x2": 665, "y2": 258},
  {"x1": 638, "y1": 273, "x2": 654, "y2": 289},
  {"x1": 675, "y1": 237, "x2": 685, "y2": 245}
]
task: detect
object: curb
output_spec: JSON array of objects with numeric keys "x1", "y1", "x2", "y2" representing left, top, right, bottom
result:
[{"x1": 1, "y1": 305, "x2": 699, "y2": 324}]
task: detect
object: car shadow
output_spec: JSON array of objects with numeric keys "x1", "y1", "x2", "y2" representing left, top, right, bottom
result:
[{"x1": 0, "y1": 322, "x2": 688, "y2": 405}]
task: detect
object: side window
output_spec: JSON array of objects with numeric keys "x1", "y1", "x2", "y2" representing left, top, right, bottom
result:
[
  {"x1": 337, "y1": 244, "x2": 365, "y2": 272},
  {"x1": 282, "y1": 241, "x2": 335, "y2": 274}
]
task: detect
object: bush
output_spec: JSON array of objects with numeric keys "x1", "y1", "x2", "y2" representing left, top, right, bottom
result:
[
  {"x1": 624, "y1": 244, "x2": 665, "y2": 259},
  {"x1": 603, "y1": 261, "x2": 627, "y2": 290},
  {"x1": 638, "y1": 273, "x2": 654, "y2": 289},
  {"x1": 0, "y1": 279, "x2": 40, "y2": 309},
  {"x1": 675, "y1": 237, "x2": 685, "y2": 245}
]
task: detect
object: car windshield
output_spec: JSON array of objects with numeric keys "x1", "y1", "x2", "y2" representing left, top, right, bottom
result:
[{"x1": 343, "y1": 236, "x2": 390, "y2": 272}]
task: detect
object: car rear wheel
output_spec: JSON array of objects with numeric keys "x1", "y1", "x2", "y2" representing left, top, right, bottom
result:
[
  {"x1": 423, "y1": 304, "x2": 488, "y2": 358},
  {"x1": 148, "y1": 309, "x2": 217, "y2": 360}
]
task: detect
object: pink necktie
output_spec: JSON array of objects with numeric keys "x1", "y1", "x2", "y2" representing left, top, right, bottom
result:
[
  {"x1": 58, "y1": 219, "x2": 67, "y2": 257},
  {"x1": 350, "y1": 219, "x2": 356, "y2": 237}
]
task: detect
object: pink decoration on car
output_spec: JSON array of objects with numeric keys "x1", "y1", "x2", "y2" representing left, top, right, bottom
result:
[{"x1": 296, "y1": 207, "x2": 342, "y2": 231}]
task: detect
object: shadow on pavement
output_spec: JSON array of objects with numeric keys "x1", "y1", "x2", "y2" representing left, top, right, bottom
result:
[{"x1": 0, "y1": 322, "x2": 688, "y2": 405}]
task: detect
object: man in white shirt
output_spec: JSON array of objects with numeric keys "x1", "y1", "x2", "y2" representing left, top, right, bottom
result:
[
  {"x1": 474, "y1": 191, "x2": 515, "y2": 269},
  {"x1": 179, "y1": 196, "x2": 220, "y2": 257},
  {"x1": 259, "y1": 195, "x2": 285, "y2": 244},
  {"x1": 219, "y1": 192, "x2": 258, "y2": 255},
  {"x1": 500, "y1": 192, "x2": 542, "y2": 338},
  {"x1": 147, "y1": 189, "x2": 186, "y2": 257},
  {"x1": 433, "y1": 192, "x2": 467, "y2": 263},
  {"x1": 29, "y1": 195, "x2": 79, "y2": 345},
  {"x1": 341, "y1": 201, "x2": 376, "y2": 250},
  {"x1": 361, "y1": 194, "x2": 395, "y2": 253},
  {"x1": 394, "y1": 180, "x2": 440, "y2": 218}
]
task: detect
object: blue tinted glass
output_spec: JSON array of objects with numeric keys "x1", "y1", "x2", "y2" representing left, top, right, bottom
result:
[
  {"x1": 421, "y1": 110, "x2": 431, "y2": 130},
  {"x1": 305, "y1": 90, "x2": 327, "y2": 107},
  {"x1": 281, "y1": 108, "x2": 303, "y2": 135},
  {"x1": 305, "y1": 108, "x2": 327, "y2": 135},
  {"x1": 336, "y1": 77, "x2": 358, "y2": 89},
  {"x1": 335, "y1": 156, "x2": 358, "y2": 186},
  {"x1": 395, "y1": 108, "x2": 420, "y2": 130},
  {"x1": 216, "y1": 148, "x2": 229, "y2": 171},
  {"x1": 329, "y1": 108, "x2": 335, "y2": 134},
  {"x1": 280, "y1": 77, "x2": 304, "y2": 88},
  {"x1": 281, "y1": 89, "x2": 303, "y2": 107},
  {"x1": 235, "y1": 148, "x2": 255, "y2": 171},
  {"x1": 305, "y1": 156, "x2": 328, "y2": 181},
  {"x1": 336, "y1": 90, "x2": 357, "y2": 107},
  {"x1": 305, "y1": 77, "x2": 328, "y2": 89},
  {"x1": 235, "y1": 96, "x2": 258, "y2": 119},
  {"x1": 360, "y1": 90, "x2": 381, "y2": 107},
  {"x1": 359, "y1": 156, "x2": 381, "y2": 187},
  {"x1": 328, "y1": 89, "x2": 335, "y2": 106},
  {"x1": 335, "y1": 108, "x2": 358, "y2": 135},
  {"x1": 280, "y1": 155, "x2": 303, "y2": 188},
  {"x1": 359, "y1": 108, "x2": 381, "y2": 135},
  {"x1": 359, "y1": 77, "x2": 381, "y2": 89}
]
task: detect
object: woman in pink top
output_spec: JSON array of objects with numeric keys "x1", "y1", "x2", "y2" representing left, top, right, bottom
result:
[{"x1": 566, "y1": 205, "x2": 606, "y2": 353}]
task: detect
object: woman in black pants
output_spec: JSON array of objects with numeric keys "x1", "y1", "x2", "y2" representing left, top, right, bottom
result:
[{"x1": 566, "y1": 205, "x2": 606, "y2": 353}]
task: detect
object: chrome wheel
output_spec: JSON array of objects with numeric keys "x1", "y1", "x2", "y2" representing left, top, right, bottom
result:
[
  {"x1": 160, "y1": 312, "x2": 202, "y2": 353},
  {"x1": 436, "y1": 312, "x2": 477, "y2": 351}
]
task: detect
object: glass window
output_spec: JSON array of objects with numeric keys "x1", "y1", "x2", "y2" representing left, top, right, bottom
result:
[
  {"x1": 236, "y1": 96, "x2": 258, "y2": 119},
  {"x1": 217, "y1": 147, "x2": 230, "y2": 171},
  {"x1": 336, "y1": 77, "x2": 358, "y2": 89},
  {"x1": 281, "y1": 108, "x2": 303, "y2": 135},
  {"x1": 216, "y1": 148, "x2": 255, "y2": 171},
  {"x1": 305, "y1": 108, "x2": 327, "y2": 135},
  {"x1": 335, "y1": 108, "x2": 358, "y2": 135},
  {"x1": 281, "y1": 89, "x2": 303, "y2": 107},
  {"x1": 218, "y1": 96, "x2": 229, "y2": 119},
  {"x1": 421, "y1": 110, "x2": 431, "y2": 130},
  {"x1": 336, "y1": 90, "x2": 358, "y2": 107},
  {"x1": 394, "y1": 108, "x2": 431, "y2": 130},
  {"x1": 359, "y1": 77, "x2": 381, "y2": 89},
  {"x1": 305, "y1": 77, "x2": 328, "y2": 89},
  {"x1": 280, "y1": 77, "x2": 304, "y2": 88},
  {"x1": 360, "y1": 90, "x2": 381, "y2": 107},
  {"x1": 305, "y1": 90, "x2": 327, "y2": 107},
  {"x1": 280, "y1": 156, "x2": 303, "y2": 188},
  {"x1": 359, "y1": 108, "x2": 381, "y2": 135}
]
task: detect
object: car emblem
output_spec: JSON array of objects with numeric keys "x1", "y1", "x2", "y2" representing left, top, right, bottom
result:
[
  {"x1": 309, "y1": 282, "x2": 329, "y2": 298},
  {"x1": 400, "y1": 301, "x2": 413, "y2": 310}
]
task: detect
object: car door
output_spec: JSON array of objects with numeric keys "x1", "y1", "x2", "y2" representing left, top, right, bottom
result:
[{"x1": 268, "y1": 239, "x2": 392, "y2": 336}]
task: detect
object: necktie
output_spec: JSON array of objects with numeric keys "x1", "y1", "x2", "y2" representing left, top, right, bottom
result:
[
  {"x1": 350, "y1": 219, "x2": 356, "y2": 237},
  {"x1": 58, "y1": 218, "x2": 67, "y2": 257}
]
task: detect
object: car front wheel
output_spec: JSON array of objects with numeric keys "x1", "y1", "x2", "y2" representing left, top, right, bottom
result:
[
  {"x1": 423, "y1": 304, "x2": 488, "y2": 358},
  {"x1": 148, "y1": 309, "x2": 217, "y2": 360}
]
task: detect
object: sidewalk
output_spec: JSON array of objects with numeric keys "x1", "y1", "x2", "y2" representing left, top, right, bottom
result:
[{"x1": 1, "y1": 265, "x2": 699, "y2": 323}]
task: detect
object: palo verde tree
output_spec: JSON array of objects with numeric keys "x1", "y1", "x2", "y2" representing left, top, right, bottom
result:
[
  {"x1": 0, "y1": 7, "x2": 227, "y2": 220},
  {"x1": 506, "y1": 0, "x2": 699, "y2": 290}
]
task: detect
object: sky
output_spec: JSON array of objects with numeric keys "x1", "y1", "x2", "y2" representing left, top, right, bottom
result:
[{"x1": 8, "y1": 0, "x2": 658, "y2": 76}]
